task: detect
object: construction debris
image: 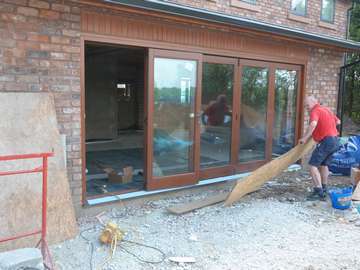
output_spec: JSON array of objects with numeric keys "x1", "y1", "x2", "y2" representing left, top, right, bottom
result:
[
  {"x1": 225, "y1": 139, "x2": 315, "y2": 205},
  {"x1": 96, "y1": 161, "x2": 134, "y2": 184}
]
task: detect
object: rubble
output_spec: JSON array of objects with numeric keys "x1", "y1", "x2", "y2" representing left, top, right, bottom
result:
[{"x1": 50, "y1": 171, "x2": 360, "y2": 269}]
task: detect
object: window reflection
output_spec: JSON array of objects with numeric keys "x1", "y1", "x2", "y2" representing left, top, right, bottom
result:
[
  {"x1": 201, "y1": 63, "x2": 234, "y2": 168},
  {"x1": 272, "y1": 69, "x2": 298, "y2": 156},
  {"x1": 153, "y1": 58, "x2": 196, "y2": 176},
  {"x1": 239, "y1": 66, "x2": 269, "y2": 162}
]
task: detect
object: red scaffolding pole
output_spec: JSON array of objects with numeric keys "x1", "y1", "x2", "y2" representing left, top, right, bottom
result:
[{"x1": 0, "y1": 152, "x2": 54, "y2": 269}]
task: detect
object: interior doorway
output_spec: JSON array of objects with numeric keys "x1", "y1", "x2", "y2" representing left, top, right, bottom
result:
[{"x1": 84, "y1": 42, "x2": 146, "y2": 197}]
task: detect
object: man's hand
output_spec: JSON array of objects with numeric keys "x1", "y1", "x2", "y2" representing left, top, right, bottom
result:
[{"x1": 299, "y1": 121, "x2": 317, "y2": 145}]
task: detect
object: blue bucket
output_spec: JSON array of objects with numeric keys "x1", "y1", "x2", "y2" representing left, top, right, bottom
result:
[{"x1": 328, "y1": 187, "x2": 353, "y2": 210}]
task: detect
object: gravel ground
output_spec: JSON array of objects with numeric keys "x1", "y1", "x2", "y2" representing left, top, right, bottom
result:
[{"x1": 51, "y1": 171, "x2": 360, "y2": 270}]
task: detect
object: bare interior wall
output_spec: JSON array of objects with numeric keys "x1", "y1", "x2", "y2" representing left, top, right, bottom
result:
[{"x1": 85, "y1": 44, "x2": 145, "y2": 141}]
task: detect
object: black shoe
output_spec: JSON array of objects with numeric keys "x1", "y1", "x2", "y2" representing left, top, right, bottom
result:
[
  {"x1": 306, "y1": 188, "x2": 326, "y2": 201},
  {"x1": 322, "y1": 185, "x2": 328, "y2": 194}
]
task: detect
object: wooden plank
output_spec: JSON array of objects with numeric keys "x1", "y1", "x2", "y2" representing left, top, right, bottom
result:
[
  {"x1": 352, "y1": 183, "x2": 360, "y2": 201},
  {"x1": 224, "y1": 139, "x2": 315, "y2": 206},
  {"x1": 168, "y1": 140, "x2": 315, "y2": 215},
  {"x1": 167, "y1": 193, "x2": 228, "y2": 215}
]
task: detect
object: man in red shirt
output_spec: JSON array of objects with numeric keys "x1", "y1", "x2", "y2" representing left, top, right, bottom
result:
[{"x1": 299, "y1": 96, "x2": 341, "y2": 200}]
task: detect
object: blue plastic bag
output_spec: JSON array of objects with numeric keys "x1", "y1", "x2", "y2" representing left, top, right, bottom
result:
[{"x1": 328, "y1": 135, "x2": 360, "y2": 176}]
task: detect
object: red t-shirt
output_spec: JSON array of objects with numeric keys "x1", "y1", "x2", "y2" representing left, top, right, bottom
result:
[{"x1": 310, "y1": 103, "x2": 339, "y2": 142}]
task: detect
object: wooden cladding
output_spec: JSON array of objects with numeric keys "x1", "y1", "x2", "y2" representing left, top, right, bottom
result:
[{"x1": 81, "y1": 11, "x2": 308, "y2": 63}]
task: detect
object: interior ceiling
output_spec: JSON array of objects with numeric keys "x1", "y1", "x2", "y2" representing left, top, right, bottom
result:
[{"x1": 85, "y1": 43, "x2": 145, "y2": 66}]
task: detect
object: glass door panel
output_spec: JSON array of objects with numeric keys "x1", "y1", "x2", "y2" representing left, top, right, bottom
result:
[
  {"x1": 272, "y1": 69, "x2": 299, "y2": 157},
  {"x1": 153, "y1": 57, "x2": 197, "y2": 176},
  {"x1": 239, "y1": 66, "x2": 269, "y2": 163},
  {"x1": 146, "y1": 49, "x2": 201, "y2": 190},
  {"x1": 200, "y1": 62, "x2": 234, "y2": 168}
]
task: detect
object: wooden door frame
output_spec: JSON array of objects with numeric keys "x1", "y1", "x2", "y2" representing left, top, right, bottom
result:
[
  {"x1": 199, "y1": 55, "x2": 238, "y2": 180},
  {"x1": 236, "y1": 60, "x2": 304, "y2": 172},
  {"x1": 80, "y1": 34, "x2": 306, "y2": 204},
  {"x1": 80, "y1": 37, "x2": 149, "y2": 204},
  {"x1": 146, "y1": 49, "x2": 203, "y2": 190}
]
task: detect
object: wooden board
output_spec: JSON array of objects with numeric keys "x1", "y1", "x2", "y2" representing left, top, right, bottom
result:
[
  {"x1": 0, "y1": 93, "x2": 78, "y2": 251},
  {"x1": 167, "y1": 193, "x2": 228, "y2": 215},
  {"x1": 224, "y1": 139, "x2": 315, "y2": 206},
  {"x1": 352, "y1": 184, "x2": 360, "y2": 201}
]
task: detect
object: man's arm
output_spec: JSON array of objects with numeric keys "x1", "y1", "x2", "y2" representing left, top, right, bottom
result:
[
  {"x1": 299, "y1": 121, "x2": 317, "y2": 144},
  {"x1": 335, "y1": 115, "x2": 341, "y2": 125}
]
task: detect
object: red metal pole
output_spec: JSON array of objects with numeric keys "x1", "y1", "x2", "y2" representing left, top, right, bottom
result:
[
  {"x1": 0, "y1": 166, "x2": 43, "y2": 176},
  {"x1": 0, "y1": 153, "x2": 53, "y2": 161},
  {"x1": 0, "y1": 230, "x2": 41, "y2": 243},
  {"x1": 41, "y1": 156, "x2": 48, "y2": 242}
]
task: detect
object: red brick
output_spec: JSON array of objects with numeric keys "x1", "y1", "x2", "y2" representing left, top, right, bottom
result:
[
  {"x1": 13, "y1": 22, "x2": 39, "y2": 32},
  {"x1": 1, "y1": 13, "x2": 26, "y2": 22},
  {"x1": 0, "y1": 75, "x2": 15, "y2": 82},
  {"x1": 0, "y1": 39, "x2": 15, "y2": 48},
  {"x1": 62, "y1": 29, "x2": 79, "y2": 37},
  {"x1": 17, "y1": 7, "x2": 38, "y2": 17},
  {"x1": 51, "y1": 3, "x2": 70, "y2": 13},
  {"x1": 13, "y1": 32, "x2": 27, "y2": 40},
  {"x1": 39, "y1": 9, "x2": 60, "y2": 20},
  {"x1": 40, "y1": 43, "x2": 62, "y2": 51},
  {"x1": 27, "y1": 33, "x2": 49, "y2": 43},
  {"x1": 50, "y1": 52, "x2": 71, "y2": 60},
  {"x1": 71, "y1": 7, "x2": 80, "y2": 14},
  {"x1": 3, "y1": 0, "x2": 27, "y2": 5},
  {"x1": 5, "y1": 82, "x2": 27, "y2": 91},
  {"x1": 61, "y1": 13, "x2": 80, "y2": 22},
  {"x1": 51, "y1": 36, "x2": 70, "y2": 44},
  {"x1": 62, "y1": 45, "x2": 80, "y2": 53},
  {"x1": 29, "y1": 0, "x2": 49, "y2": 9}
]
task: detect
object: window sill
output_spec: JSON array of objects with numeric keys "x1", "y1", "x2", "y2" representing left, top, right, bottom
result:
[
  {"x1": 287, "y1": 13, "x2": 311, "y2": 24},
  {"x1": 230, "y1": 0, "x2": 259, "y2": 12},
  {"x1": 318, "y1": 21, "x2": 337, "y2": 30}
]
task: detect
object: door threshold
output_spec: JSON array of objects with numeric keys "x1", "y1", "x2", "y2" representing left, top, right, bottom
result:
[{"x1": 86, "y1": 172, "x2": 250, "y2": 206}]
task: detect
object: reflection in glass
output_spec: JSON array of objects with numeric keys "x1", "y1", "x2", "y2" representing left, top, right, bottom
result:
[
  {"x1": 200, "y1": 63, "x2": 234, "y2": 168},
  {"x1": 321, "y1": 0, "x2": 335, "y2": 22},
  {"x1": 239, "y1": 66, "x2": 269, "y2": 162},
  {"x1": 291, "y1": 0, "x2": 307, "y2": 16},
  {"x1": 152, "y1": 58, "x2": 196, "y2": 176},
  {"x1": 273, "y1": 69, "x2": 298, "y2": 156}
]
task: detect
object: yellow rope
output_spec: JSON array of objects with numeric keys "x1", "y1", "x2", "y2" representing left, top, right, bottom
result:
[{"x1": 97, "y1": 222, "x2": 124, "y2": 270}]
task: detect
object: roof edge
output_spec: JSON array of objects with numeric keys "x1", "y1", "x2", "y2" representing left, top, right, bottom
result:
[{"x1": 104, "y1": 0, "x2": 360, "y2": 51}]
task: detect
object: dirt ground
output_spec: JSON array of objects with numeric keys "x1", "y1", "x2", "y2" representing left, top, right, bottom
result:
[{"x1": 51, "y1": 170, "x2": 360, "y2": 270}]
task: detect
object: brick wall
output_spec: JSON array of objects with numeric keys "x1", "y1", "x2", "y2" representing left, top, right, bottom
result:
[
  {"x1": 165, "y1": 0, "x2": 351, "y2": 38},
  {"x1": 304, "y1": 47, "x2": 344, "y2": 125},
  {"x1": 0, "y1": 0, "x2": 82, "y2": 210}
]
